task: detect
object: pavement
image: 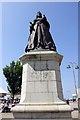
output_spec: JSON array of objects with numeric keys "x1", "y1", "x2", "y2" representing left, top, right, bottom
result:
[
  {"x1": 0, "y1": 113, "x2": 13, "y2": 120},
  {"x1": 71, "y1": 110, "x2": 79, "y2": 119}
]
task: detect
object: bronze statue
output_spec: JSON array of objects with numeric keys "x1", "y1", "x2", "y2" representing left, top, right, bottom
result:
[{"x1": 25, "y1": 12, "x2": 57, "y2": 52}]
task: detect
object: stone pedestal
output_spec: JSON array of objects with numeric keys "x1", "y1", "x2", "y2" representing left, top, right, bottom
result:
[{"x1": 11, "y1": 51, "x2": 72, "y2": 120}]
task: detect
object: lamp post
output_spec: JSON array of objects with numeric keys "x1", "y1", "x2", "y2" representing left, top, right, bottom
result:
[{"x1": 67, "y1": 62, "x2": 79, "y2": 97}]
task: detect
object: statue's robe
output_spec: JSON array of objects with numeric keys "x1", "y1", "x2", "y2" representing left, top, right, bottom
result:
[{"x1": 25, "y1": 17, "x2": 56, "y2": 52}]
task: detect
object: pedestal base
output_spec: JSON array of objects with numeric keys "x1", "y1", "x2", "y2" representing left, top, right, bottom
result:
[
  {"x1": 11, "y1": 103, "x2": 72, "y2": 120},
  {"x1": 13, "y1": 112, "x2": 72, "y2": 120}
]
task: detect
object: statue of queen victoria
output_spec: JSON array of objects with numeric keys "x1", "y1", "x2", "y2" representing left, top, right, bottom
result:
[{"x1": 25, "y1": 11, "x2": 57, "y2": 52}]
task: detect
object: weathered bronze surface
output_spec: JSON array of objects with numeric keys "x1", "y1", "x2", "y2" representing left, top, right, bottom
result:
[{"x1": 25, "y1": 12, "x2": 57, "y2": 52}]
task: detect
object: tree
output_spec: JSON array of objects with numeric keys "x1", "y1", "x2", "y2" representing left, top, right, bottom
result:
[{"x1": 3, "y1": 60, "x2": 22, "y2": 99}]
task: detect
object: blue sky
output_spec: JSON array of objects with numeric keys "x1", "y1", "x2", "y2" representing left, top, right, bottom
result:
[{"x1": 1, "y1": 2, "x2": 78, "y2": 99}]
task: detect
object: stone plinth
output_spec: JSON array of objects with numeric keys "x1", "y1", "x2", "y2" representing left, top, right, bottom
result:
[{"x1": 11, "y1": 51, "x2": 72, "y2": 120}]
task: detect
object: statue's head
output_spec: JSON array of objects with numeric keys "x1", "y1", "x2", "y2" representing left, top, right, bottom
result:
[{"x1": 36, "y1": 11, "x2": 42, "y2": 18}]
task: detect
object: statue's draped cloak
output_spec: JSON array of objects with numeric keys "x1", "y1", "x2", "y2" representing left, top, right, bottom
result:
[{"x1": 25, "y1": 13, "x2": 56, "y2": 52}]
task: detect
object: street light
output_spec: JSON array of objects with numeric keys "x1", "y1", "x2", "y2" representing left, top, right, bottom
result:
[{"x1": 67, "y1": 62, "x2": 79, "y2": 97}]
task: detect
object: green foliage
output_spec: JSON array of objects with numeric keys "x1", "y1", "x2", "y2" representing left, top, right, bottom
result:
[{"x1": 3, "y1": 60, "x2": 22, "y2": 99}]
